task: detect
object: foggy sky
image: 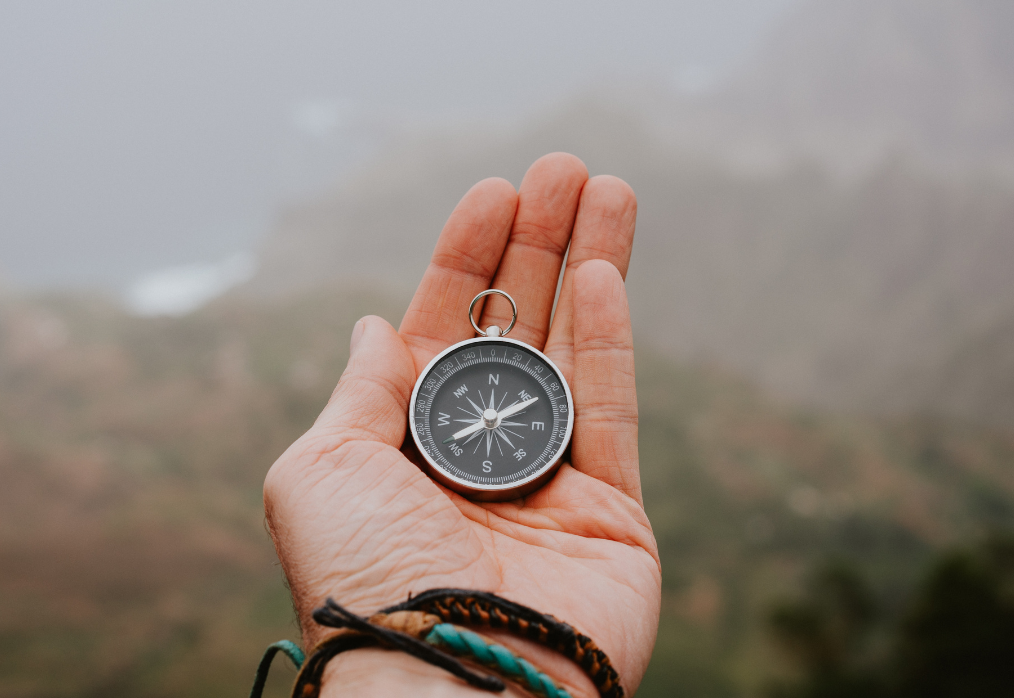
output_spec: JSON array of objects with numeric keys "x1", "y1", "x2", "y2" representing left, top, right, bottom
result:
[{"x1": 0, "y1": 1, "x2": 798, "y2": 290}]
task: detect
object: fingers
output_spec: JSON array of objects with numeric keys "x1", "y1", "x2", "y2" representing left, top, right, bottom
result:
[
  {"x1": 312, "y1": 315, "x2": 417, "y2": 449},
  {"x1": 478, "y1": 153, "x2": 588, "y2": 349},
  {"x1": 545, "y1": 176, "x2": 637, "y2": 382},
  {"x1": 571, "y1": 260, "x2": 641, "y2": 503},
  {"x1": 400, "y1": 177, "x2": 518, "y2": 372}
]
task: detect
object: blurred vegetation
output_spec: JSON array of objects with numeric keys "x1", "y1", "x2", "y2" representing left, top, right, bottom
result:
[
  {"x1": 1, "y1": 288, "x2": 1013, "y2": 697},
  {"x1": 764, "y1": 536, "x2": 1014, "y2": 698}
]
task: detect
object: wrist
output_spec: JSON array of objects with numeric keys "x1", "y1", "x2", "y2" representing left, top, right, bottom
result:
[
  {"x1": 319, "y1": 649, "x2": 527, "y2": 698},
  {"x1": 315, "y1": 630, "x2": 600, "y2": 698}
]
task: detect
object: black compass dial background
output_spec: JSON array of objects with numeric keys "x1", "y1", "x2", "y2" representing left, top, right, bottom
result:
[{"x1": 412, "y1": 340, "x2": 570, "y2": 487}]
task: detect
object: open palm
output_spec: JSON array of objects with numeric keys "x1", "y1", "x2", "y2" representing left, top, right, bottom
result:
[{"x1": 264, "y1": 154, "x2": 660, "y2": 697}]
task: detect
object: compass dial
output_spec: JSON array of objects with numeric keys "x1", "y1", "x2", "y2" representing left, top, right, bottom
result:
[{"x1": 409, "y1": 337, "x2": 573, "y2": 500}]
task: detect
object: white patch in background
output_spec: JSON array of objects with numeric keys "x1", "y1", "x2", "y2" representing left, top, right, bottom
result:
[{"x1": 125, "y1": 253, "x2": 256, "y2": 317}]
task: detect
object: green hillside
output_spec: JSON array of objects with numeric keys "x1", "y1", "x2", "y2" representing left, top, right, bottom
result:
[{"x1": 1, "y1": 288, "x2": 1012, "y2": 697}]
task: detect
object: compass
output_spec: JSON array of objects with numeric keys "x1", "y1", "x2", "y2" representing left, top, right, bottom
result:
[{"x1": 409, "y1": 290, "x2": 574, "y2": 501}]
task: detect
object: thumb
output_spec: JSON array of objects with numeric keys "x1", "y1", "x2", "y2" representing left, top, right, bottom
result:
[{"x1": 313, "y1": 315, "x2": 417, "y2": 449}]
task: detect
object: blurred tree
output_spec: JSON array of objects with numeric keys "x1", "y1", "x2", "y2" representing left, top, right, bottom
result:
[
  {"x1": 766, "y1": 562, "x2": 887, "y2": 698},
  {"x1": 768, "y1": 539, "x2": 1014, "y2": 698},
  {"x1": 893, "y1": 535, "x2": 1014, "y2": 698}
]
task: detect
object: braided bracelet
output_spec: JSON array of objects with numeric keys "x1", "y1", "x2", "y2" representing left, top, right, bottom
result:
[{"x1": 250, "y1": 589, "x2": 623, "y2": 698}]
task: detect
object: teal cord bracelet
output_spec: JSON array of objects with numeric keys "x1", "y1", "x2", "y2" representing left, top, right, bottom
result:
[
  {"x1": 249, "y1": 640, "x2": 304, "y2": 698},
  {"x1": 426, "y1": 623, "x2": 572, "y2": 698},
  {"x1": 248, "y1": 624, "x2": 571, "y2": 698}
]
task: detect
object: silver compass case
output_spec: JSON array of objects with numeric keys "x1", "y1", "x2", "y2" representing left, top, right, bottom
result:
[{"x1": 408, "y1": 292, "x2": 574, "y2": 501}]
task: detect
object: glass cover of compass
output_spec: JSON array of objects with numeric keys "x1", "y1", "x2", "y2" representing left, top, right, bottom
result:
[{"x1": 409, "y1": 336, "x2": 574, "y2": 501}]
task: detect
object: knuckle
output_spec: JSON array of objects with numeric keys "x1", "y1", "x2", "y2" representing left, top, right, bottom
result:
[
  {"x1": 578, "y1": 402, "x2": 638, "y2": 425},
  {"x1": 577, "y1": 333, "x2": 633, "y2": 353},
  {"x1": 431, "y1": 249, "x2": 497, "y2": 280},
  {"x1": 507, "y1": 223, "x2": 570, "y2": 255}
]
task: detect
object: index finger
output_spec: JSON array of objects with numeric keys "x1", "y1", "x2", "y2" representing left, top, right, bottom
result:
[{"x1": 399, "y1": 178, "x2": 518, "y2": 373}]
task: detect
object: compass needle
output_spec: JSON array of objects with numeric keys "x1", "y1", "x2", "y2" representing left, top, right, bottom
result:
[
  {"x1": 448, "y1": 419, "x2": 485, "y2": 442},
  {"x1": 497, "y1": 397, "x2": 538, "y2": 420}
]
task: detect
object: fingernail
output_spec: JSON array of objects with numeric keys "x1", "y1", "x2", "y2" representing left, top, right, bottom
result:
[{"x1": 350, "y1": 319, "x2": 365, "y2": 354}]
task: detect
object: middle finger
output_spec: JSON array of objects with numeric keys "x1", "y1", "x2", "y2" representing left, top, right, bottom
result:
[{"x1": 477, "y1": 152, "x2": 588, "y2": 349}]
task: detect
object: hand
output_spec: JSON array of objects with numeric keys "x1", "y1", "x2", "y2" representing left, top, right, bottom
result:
[{"x1": 264, "y1": 153, "x2": 660, "y2": 697}]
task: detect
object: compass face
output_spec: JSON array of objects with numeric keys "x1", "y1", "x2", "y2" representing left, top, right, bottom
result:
[{"x1": 409, "y1": 337, "x2": 573, "y2": 500}]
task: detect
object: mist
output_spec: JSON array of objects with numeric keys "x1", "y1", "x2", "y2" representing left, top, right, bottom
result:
[{"x1": 0, "y1": 0, "x2": 796, "y2": 290}]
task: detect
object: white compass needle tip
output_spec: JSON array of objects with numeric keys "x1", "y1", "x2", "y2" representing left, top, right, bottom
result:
[
  {"x1": 497, "y1": 396, "x2": 538, "y2": 420},
  {"x1": 445, "y1": 419, "x2": 485, "y2": 444}
]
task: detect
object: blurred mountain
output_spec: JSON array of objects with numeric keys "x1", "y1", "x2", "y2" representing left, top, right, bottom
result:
[
  {"x1": 250, "y1": 107, "x2": 1014, "y2": 430},
  {"x1": 925, "y1": 311, "x2": 1014, "y2": 429},
  {"x1": 3, "y1": 288, "x2": 1013, "y2": 696},
  {"x1": 248, "y1": 0, "x2": 1014, "y2": 430},
  {"x1": 687, "y1": 0, "x2": 1014, "y2": 174}
]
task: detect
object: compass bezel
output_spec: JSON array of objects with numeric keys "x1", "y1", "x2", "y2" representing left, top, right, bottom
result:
[{"x1": 408, "y1": 336, "x2": 574, "y2": 501}]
